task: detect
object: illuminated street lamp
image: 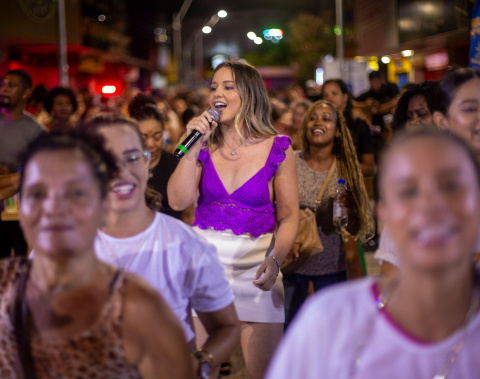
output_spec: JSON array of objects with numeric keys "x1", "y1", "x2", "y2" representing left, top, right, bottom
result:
[{"x1": 184, "y1": 11, "x2": 227, "y2": 88}]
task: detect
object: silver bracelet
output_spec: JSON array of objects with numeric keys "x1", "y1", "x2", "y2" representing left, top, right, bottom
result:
[{"x1": 270, "y1": 256, "x2": 280, "y2": 273}]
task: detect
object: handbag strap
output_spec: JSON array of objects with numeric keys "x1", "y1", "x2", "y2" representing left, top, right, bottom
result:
[
  {"x1": 314, "y1": 157, "x2": 337, "y2": 206},
  {"x1": 12, "y1": 260, "x2": 36, "y2": 379}
]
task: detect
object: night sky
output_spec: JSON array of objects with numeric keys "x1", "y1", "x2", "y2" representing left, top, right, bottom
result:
[{"x1": 127, "y1": 0, "x2": 333, "y2": 61}]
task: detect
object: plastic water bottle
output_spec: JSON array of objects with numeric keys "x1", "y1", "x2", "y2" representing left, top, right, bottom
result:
[{"x1": 333, "y1": 179, "x2": 348, "y2": 227}]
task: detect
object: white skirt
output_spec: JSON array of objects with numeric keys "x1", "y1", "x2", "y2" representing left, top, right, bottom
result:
[{"x1": 193, "y1": 227, "x2": 285, "y2": 323}]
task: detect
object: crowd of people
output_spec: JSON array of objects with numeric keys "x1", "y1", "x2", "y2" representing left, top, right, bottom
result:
[{"x1": 0, "y1": 61, "x2": 480, "y2": 378}]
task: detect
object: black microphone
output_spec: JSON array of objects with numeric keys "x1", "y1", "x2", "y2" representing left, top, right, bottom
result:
[{"x1": 174, "y1": 108, "x2": 220, "y2": 159}]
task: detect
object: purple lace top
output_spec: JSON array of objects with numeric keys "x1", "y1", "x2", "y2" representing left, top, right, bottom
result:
[{"x1": 193, "y1": 135, "x2": 292, "y2": 237}]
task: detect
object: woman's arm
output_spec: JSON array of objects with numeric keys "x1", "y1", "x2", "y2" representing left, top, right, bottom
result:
[
  {"x1": 254, "y1": 146, "x2": 299, "y2": 291},
  {"x1": 167, "y1": 111, "x2": 218, "y2": 210},
  {"x1": 123, "y1": 276, "x2": 193, "y2": 379},
  {"x1": 194, "y1": 304, "x2": 241, "y2": 372},
  {"x1": 0, "y1": 172, "x2": 20, "y2": 201},
  {"x1": 359, "y1": 153, "x2": 375, "y2": 176}
]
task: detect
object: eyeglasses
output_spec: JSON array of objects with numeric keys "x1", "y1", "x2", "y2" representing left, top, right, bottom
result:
[{"x1": 118, "y1": 151, "x2": 151, "y2": 168}]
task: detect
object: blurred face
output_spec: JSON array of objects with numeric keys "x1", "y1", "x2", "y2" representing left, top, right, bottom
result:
[
  {"x1": 370, "y1": 78, "x2": 382, "y2": 92},
  {"x1": 379, "y1": 137, "x2": 480, "y2": 272},
  {"x1": 322, "y1": 82, "x2": 348, "y2": 112},
  {"x1": 98, "y1": 125, "x2": 150, "y2": 215},
  {"x1": 172, "y1": 98, "x2": 187, "y2": 116},
  {"x1": 0, "y1": 74, "x2": 29, "y2": 109},
  {"x1": 20, "y1": 150, "x2": 107, "y2": 257},
  {"x1": 444, "y1": 78, "x2": 480, "y2": 155},
  {"x1": 209, "y1": 67, "x2": 242, "y2": 126},
  {"x1": 292, "y1": 105, "x2": 307, "y2": 130},
  {"x1": 138, "y1": 118, "x2": 163, "y2": 168},
  {"x1": 406, "y1": 94, "x2": 432, "y2": 127},
  {"x1": 305, "y1": 104, "x2": 339, "y2": 147},
  {"x1": 52, "y1": 94, "x2": 74, "y2": 121}
]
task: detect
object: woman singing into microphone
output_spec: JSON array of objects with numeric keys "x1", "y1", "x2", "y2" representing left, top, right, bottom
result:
[{"x1": 168, "y1": 61, "x2": 299, "y2": 379}]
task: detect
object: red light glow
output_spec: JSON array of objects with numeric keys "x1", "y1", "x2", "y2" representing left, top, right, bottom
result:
[{"x1": 102, "y1": 85, "x2": 116, "y2": 94}]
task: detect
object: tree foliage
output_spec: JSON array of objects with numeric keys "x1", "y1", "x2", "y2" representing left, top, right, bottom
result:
[{"x1": 287, "y1": 12, "x2": 335, "y2": 84}]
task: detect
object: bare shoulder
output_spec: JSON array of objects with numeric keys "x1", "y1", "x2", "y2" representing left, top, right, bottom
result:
[
  {"x1": 122, "y1": 273, "x2": 192, "y2": 379},
  {"x1": 122, "y1": 273, "x2": 181, "y2": 329}
]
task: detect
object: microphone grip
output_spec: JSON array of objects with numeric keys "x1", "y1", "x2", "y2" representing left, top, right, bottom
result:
[{"x1": 173, "y1": 130, "x2": 203, "y2": 159}]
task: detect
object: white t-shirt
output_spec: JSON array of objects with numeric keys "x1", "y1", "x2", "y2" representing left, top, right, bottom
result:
[
  {"x1": 266, "y1": 278, "x2": 480, "y2": 379},
  {"x1": 95, "y1": 212, "x2": 234, "y2": 342},
  {"x1": 374, "y1": 227, "x2": 480, "y2": 268}
]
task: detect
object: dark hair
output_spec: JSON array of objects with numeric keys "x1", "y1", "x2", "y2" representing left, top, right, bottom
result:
[
  {"x1": 27, "y1": 84, "x2": 48, "y2": 106},
  {"x1": 322, "y1": 78, "x2": 354, "y2": 126},
  {"x1": 80, "y1": 113, "x2": 163, "y2": 211},
  {"x1": 434, "y1": 67, "x2": 480, "y2": 115},
  {"x1": 378, "y1": 126, "x2": 480, "y2": 197},
  {"x1": 400, "y1": 82, "x2": 416, "y2": 93},
  {"x1": 7, "y1": 69, "x2": 33, "y2": 89},
  {"x1": 19, "y1": 129, "x2": 118, "y2": 199},
  {"x1": 128, "y1": 93, "x2": 165, "y2": 129},
  {"x1": 369, "y1": 71, "x2": 381, "y2": 81},
  {"x1": 44, "y1": 86, "x2": 78, "y2": 114},
  {"x1": 392, "y1": 81, "x2": 439, "y2": 132},
  {"x1": 300, "y1": 100, "x2": 375, "y2": 241},
  {"x1": 182, "y1": 105, "x2": 201, "y2": 126}
]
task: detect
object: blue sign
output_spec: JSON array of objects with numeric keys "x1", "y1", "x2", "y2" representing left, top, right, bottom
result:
[{"x1": 470, "y1": 0, "x2": 480, "y2": 71}]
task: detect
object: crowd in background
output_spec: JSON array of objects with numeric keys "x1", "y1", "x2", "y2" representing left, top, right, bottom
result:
[{"x1": 1, "y1": 62, "x2": 480, "y2": 378}]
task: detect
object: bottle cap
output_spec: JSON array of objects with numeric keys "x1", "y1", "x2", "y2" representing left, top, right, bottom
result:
[{"x1": 338, "y1": 179, "x2": 345, "y2": 184}]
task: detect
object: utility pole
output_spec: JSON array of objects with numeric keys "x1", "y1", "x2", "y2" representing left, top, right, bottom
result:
[
  {"x1": 335, "y1": 0, "x2": 344, "y2": 66},
  {"x1": 57, "y1": 0, "x2": 68, "y2": 86},
  {"x1": 172, "y1": 0, "x2": 193, "y2": 86}
]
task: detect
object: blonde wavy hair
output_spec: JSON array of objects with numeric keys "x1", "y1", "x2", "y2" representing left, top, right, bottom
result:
[
  {"x1": 300, "y1": 100, "x2": 374, "y2": 242},
  {"x1": 207, "y1": 61, "x2": 277, "y2": 149}
]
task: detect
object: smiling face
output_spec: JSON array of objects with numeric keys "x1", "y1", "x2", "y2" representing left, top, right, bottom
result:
[
  {"x1": 138, "y1": 118, "x2": 163, "y2": 168},
  {"x1": 379, "y1": 136, "x2": 480, "y2": 272},
  {"x1": 19, "y1": 149, "x2": 107, "y2": 257},
  {"x1": 305, "y1": 103, "x2": 339, "y2": 148},
  {"x1": 442, "y1": 78, "x2": 480, "y2": 155},
  {"x1": 98, "y1": 125, "x2": 150, "y2": 215},
  {"x1": 209, "y1": 67, "x2": 242, "y2": 126},
  {"x1": 406, "y1": 94, "x2": 432, "y2": 128}
]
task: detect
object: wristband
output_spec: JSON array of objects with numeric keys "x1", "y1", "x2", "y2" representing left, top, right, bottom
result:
[{"x1": 270, "y1": 256, "x2": 280, "y2": 272}]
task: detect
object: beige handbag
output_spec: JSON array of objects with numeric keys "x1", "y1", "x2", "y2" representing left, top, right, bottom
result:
[{"x1": 281, "y1": 158, "x2": 337, "y2": 274}]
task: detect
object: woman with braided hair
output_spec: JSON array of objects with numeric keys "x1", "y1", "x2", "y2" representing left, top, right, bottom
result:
[{"x1": 283, "y1": 100, "x2": 374, "y2": 328}]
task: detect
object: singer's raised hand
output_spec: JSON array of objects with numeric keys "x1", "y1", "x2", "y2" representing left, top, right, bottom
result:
[{"x1": 185, "y1": 110, "x2": 219, "y2": 143}]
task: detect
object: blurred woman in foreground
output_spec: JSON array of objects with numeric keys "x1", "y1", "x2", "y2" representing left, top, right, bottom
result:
[
  {"x1": 0, "y1": 130, "x2": 191, "y2": 378},
  {"x1": 267, "y1": 128, "x2": 480, "y2": 378},
  {"x1": 376, "y1": 68, "x2": 480, "y2": 274}
]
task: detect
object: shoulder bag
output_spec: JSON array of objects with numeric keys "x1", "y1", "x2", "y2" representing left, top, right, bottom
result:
[{"x1": 281, "y1": 158, "x2": 337, "y2": 274}]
